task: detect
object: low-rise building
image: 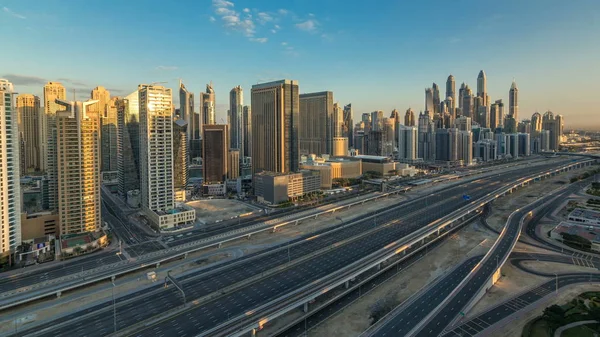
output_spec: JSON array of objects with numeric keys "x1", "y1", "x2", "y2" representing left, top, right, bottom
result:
[
  {"x1": 354, "y1": 155, "x2": 396, "y2": 176},
  {"x1": 254, "y1": 170, "x2": 321, "y2": 204},
  {"x1": 301, "y1": 156, "x2": 362, "y2": 189},
  {"x1": 568, "y1": 208, "x2": 600, "y2": 227},
  {"x1": 145, "y1": 204, "x2": 196, "y2": 230},
  {"x1": 20, "y1": 212, "x2": 60, "y2": 240}
]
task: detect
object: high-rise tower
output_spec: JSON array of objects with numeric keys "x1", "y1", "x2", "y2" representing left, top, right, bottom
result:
[
  {"x1": 200, "y1": 83, "x2": 216, "y2": 140},
  {"x1": 139, "y1": 84, "x2": 174, "y2": 213},
  {"x1": 343, "y1": 103, "x2": 354, "y2": 148},
  {"x1": 432, "y1": 83, "x2": 441, "y2": 115},
  {"x1": 404, "y1": 108, "x2": 415, "y2": 127},
  {"x1": 299, "y1": 91, "x2": 333, "y2": 156},
  {"x1": 477, "y1": 70, "x2": 487, "y2": 106},
  {"x1": 55, "y1": 99, "x2": 101, "y2": 234},
  {"x1": 509, "y1": 80, "x2": 519, "y2": 121},
  {"x1": 43, "y1": 82, "x2": 66, "y2": 211},
  {"x1": 251, "y1": 80, "x2": 299, "y2": 175},
  {"x1": 116, "y1": 91, "x2": 141, "y2": 201},
  {"x1": 203, "y1": 124, "x2": 229, "y2": 183},
  {"x1": 179, "y1": 80, "x2": 197, "y2": 159},
  {"x1": 242, "y1": 105, "x2": 252, "y2": 158},
  {"x1": 229, "y1": 85, "x2": 244, "y2": 158},
  {"x1": 17, "y1": 94, "x2": 41, "y2": 173},
  {"x1": 425, "y1": 88, "x2": 434, "y2": 118},
  {"x1": 446, "y1": 75, "x2": 456, "y2": 109},
  {"x1": 0, "y1": 79, "x2": 21, "y2": 255}
]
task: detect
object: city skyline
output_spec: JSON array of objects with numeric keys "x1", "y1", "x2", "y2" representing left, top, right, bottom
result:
[{"x1": 1, "y1": 0, "x2": 599, "y2": 129}]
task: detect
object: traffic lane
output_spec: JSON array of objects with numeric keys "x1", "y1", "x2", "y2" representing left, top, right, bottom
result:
[
  {"x1": 441, "y1": 274, "x2": 600, "y2": 337},
  {"x1": 32, "y1": 162, "x2": 564, "y2": 334},
  {"x1": 131, "y1": 183, "x2": 526, "y2": 336},
  {"x1": 0, "y1": 252, "x2": 122, "y2": 293},
  {"x1": 372, "y1": 256, "x2": 483, "y2": 337},
  {"x1": 68, "y1": 189, "x2": 487, "y2": 337},
  {"x1": 415, "y1": 205, "x2": 540, "y2": 337},
  {"x1": 163, "y1": 161, "x2": 559, "y2": 248},
  {"x1": 164, "y1": 190, "x2": 373, "y2": 247}
]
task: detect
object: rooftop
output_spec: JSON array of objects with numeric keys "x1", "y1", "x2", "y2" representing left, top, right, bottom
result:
[
  {"x1": 569, "y1": 208, "x2": 600, "y2": 222},
  {"x1": 553, "y1": 222, "x2": 600, "y2": 243}
]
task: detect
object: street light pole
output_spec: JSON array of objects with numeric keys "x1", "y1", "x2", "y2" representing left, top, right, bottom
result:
[{"x1": 112, "y1": 280, "x2": 117, "y2": 333}]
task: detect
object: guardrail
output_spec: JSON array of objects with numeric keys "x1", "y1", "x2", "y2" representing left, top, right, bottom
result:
[
  {"x1": 197, "y1": 159, "x2": 595, "y2": 337},
  {"x1": 0, "y1": 182, "x2": 413, "y2": 311},
  {"x1": 406, "y1": 184, "x2": 573, "y2": 336},
  {"x1": 0, "y1": 159, "x2": 589, "y2": 313}
]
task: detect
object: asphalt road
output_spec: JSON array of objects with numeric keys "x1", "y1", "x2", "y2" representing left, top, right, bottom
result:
[
  {"x1": 440, "y1": 257, "x2": 600, "y2": 337},
  {"x1": 52, "y1": 162, "x2": 569, "y2": 337},
  {"x1": 11, "y1": 160, "x2": 574, "y2": 337},
  {"x1": 412, "y1": 184, "x2": 571, "y2": 337},
  {"x1": 0, "y1": 251, "x2": 124, "y2": 294}
]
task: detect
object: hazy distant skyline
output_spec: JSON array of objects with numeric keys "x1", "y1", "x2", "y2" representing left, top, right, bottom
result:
[{"x1": 1, "y1": 0, "x2": 599, "y2": 129}]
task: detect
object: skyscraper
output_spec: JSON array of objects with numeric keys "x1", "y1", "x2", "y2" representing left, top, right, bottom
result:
[
  {"x1": 243, "y1": 105, "x2": 252, "y2": 158},
  {"x1": 200, "y1": 82, "x2": 216, "y2": 139},
  {"x1": 390, "y1": 108, "x2": 400, "y2": 149},
  {"x1": 531, "y1": 112, "x2": 542, "y2": 135},
  {"x1": 203, "y1": 124, "x2": 229, "y2": 183},
  {"x1": 418, "y1": 112, "x2": 435, "y2": 161},
  {"x1": 179, "y1": 80, "x2": 197, "y2": 159},
  {"x1": 404, "y1": 108, "x2": 415, "y2": 126},
  {"x1": 490, "y1": 99, "x2": 504, "y2": 130},
  {"x1": 139, "y1": 84, "x2": 174, "y2": 213},
  {"x1": 397, "y1": 125, "x2": 418, "y2": 161},
  {"x1": 299, "y1": 91, "x2": 333, "y2": 156},
  {"x1": 173, "y1": 119, "x2": 188, "y2": 202},
  {"x1": 333, "y1": 102, "x2": 344, "y2": 138},
  {"x1": 425, "y1": 88, "x2": 434, "y2": 117},
  {"x1": 432, "y1": 83, "x2": 441, "y2": 115},
  {"x1": 458, "y1": 82, "x2": 466, "y2": 110},
  {"x1": 446, "y1": 75, "x2": 456, "y2": 109},
  {"x1": 0, "y1": 79, "x2": 21, "y2": 255},
  {"x1": 509, "y1": 80, "x2": 519, "y2": 121},
  {"x1": 477, "y1": 70, "x2": 487, "y2": 106},
  {"x1": 371, "y1": 110, "x2": 384, "y2": 131},
  {"x1": 251, "y1": 80, "x2": 300, "y2": 175},
  {"x1": 542, "y1": 111, "x2": 563, "y2": 151},
  {"x1": 229, "y1": 85, "x2": 244, "y2": 158},
  {"x1": 343, "y1": 103, "x2": 354, "y2": 148},
  {"x1": 90, "y1": 86, "x2": 117, "y2": 172},
  {"x1": 462, "y1": 86, "x2": 474, "y2": 119},
  {"x1": 43, "y1": 82, "x2": 66, "y2": 210},
  {"x1": 16, "y1": 94, "x2": 41, "y2": 173},
  {"x1": 116, "y1": 91, "x2": 140, "y2": 200},
  {"x1": 455, "y1": 116, "x2": 472, "y2": 132},
  {"x1": 458, "y1": 130, "x2": 473, "y2": 165},
  {"x1": 55, "y1": 99, "x2": 101, "y2": 234}
]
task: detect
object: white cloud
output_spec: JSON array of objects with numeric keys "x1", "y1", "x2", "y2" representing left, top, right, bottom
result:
[
  {"x1": 274, "y1": 24, "x2": 281, "y2": 29},
  {"x1": 3, "y1": 7, "x2": 26, "y2": 19},
  {"x1": 212, "y1": 0, "x2": 234, "y2": 8},
  {"x1": 250, "y1": 37, "x2": 268, "y2": 43},
  {"x1": 295, "y1": 19, "x2": 318, "y2": 32},
  {"x1": 278, "y1": 9, "x2": 288, "y2": 15},
  {"x1": 209, "y1": 16, "x2": 216, "y2": 22},
  {"x1": 281, "y1": 42, "x2": 288, "y2": 46},
  {"x1": 308, "y1": 13, "x2": 315, "y2": 17},
  {"x1": 243, "y1": 8, "x2": 250, "y2": 13},
  {"x1": 321, "y1": 33, "x2": 333, "y2": 42},
  {"x1": 271, "y1": 29, "x2": 277, "y2": 34},
  {"x1": 257, "y1": 12, "x2": 273, "y2": 24},
  {"x1": 156, "y1": 65, "x2": 178, "y2": 71},
  {"x1": 215, "y1": 7, "x2": 235, "y2": 16}
]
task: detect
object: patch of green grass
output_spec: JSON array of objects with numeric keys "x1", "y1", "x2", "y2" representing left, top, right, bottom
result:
[
  {"x1": 561, "y1": 323, "x2": 600, "y2": 337},
  {"x1": 523, "y1": 318, "x2": 552, "y2": 337}
]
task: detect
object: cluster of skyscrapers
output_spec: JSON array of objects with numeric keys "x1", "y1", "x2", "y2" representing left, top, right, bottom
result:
[
  {"x1": 0, "y1": 71, "x2": 566, "y2": 256},
  {"x1": 354, "y1": 70, "x2": 564, "y2": 166}
]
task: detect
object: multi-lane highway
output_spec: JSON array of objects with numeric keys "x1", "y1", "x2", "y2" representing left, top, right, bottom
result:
[
  {"x1": 16, "y1": 160, "x2": 580, "y2": 337},
  {"x1": 441, "y1": 253, "x2": 600, "y2": 337},
  {"x1": 365, "y1": 171, "x2": 591, "y2": 337}
]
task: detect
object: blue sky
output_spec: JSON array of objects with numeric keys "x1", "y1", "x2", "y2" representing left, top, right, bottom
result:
[{"x1": 1, "y1": 0, "x2": 599, "y2": 128}]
